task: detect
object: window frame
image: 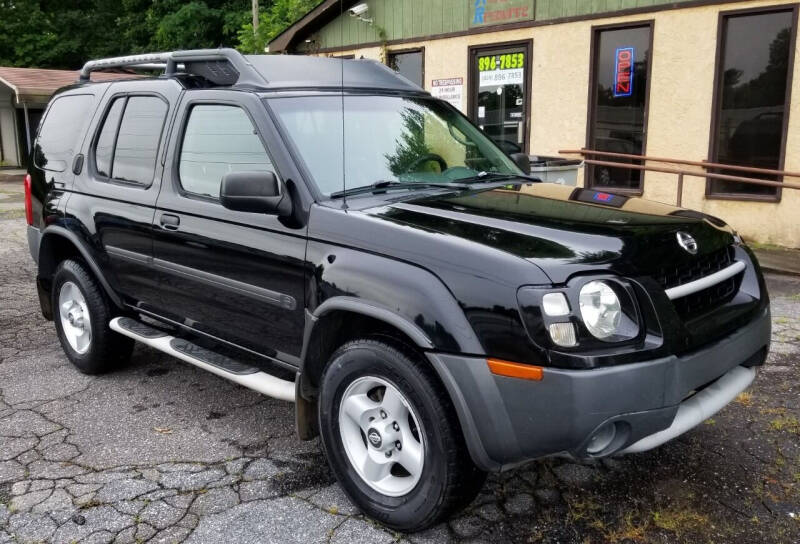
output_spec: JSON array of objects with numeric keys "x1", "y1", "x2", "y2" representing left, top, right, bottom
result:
[
  {"x1": 706, "y1": 4, "x2": 799, "y2": 202},
  {"x1": 585, "y1": 20, "x2": 655, "y2": 196},
  {"x1": 174, "y1": 100, "x2": 279, "y2": 204},
  {"x1": 467, "y1": 39, "x2": 533, "y2": 154},
  {"x1": 89, "y1": 92, "x2": 169, "y2": 189},
  {"x1": 386, "y1": 47, "x2": 426, "y2": 88}
]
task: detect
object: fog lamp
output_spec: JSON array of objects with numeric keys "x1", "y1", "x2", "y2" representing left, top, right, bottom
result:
[{"x1": 548, "y1": 322, "x2": 577, "y2": 347}]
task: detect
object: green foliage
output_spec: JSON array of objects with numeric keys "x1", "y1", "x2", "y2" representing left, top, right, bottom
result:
[
  {"x1": 153, "y1": 2, "x2": 224, "y2": 50},
  {"x1": 237, "y1": 0, "x2": 321, "y2": 54},
  {"x1": 0, "y1": 0, "x2": 320, "y2": 69}
]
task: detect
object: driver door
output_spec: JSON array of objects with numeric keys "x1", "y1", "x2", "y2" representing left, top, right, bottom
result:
[{"x1": 151, "y1": 90, "x2": 307, "y2": 362}]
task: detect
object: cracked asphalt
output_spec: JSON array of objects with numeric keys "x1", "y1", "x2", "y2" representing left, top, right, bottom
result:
[{"x1": 1, "y1": 182, "x2": 799, "y2": 543}]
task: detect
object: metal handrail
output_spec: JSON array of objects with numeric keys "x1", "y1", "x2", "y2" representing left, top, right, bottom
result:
[{"x1": 559, "y1": 148, "x2": 800, "y2": 206}]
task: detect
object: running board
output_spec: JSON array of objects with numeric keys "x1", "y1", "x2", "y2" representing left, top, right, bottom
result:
[{"x1": 110, "y1": 317, "x2": 295, "y2": 402}]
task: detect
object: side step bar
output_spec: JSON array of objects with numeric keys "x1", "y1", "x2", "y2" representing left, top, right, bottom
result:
[{"x1": 110, "y1": 317, "x2": 295, "y2": 402}]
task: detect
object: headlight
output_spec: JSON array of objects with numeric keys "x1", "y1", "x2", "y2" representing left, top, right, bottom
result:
[{"x1": 579, "y1": 281, "x2": 621, "y2": 340}]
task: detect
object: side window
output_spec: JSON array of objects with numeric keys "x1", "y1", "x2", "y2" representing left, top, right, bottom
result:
[
  {"x1": 34, "y1": 94, "x2": 94, "y2": 172},
  {"x1": 94, "y1": 98, "x2": 125, "y2": 178},
  {"x1": 112, "y1": 97, "x2": 168, "y2": 185},
  {"x1": 179, "y1": 105, "x2": 273, "y2": 198}
]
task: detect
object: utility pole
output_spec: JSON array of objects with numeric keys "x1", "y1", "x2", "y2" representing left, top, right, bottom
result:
[{"x1": 252, "y1": 0, "x2": 259, "y2": 32}]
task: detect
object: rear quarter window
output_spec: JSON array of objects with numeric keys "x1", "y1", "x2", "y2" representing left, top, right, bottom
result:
[{"x1": 34, "y1": 94, "x2": 94, "y2": 172}]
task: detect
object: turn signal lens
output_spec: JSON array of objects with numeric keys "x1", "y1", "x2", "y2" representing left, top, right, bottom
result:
[
  {"x1": 487, "y1": 358, "x2": 543, "y2": 381},
  {"x1": 548, "y1": 322, "x2": 577, "y2": 347},
  {"x1": 542, "y1": 292, "x2": 570, "y2": 316}
]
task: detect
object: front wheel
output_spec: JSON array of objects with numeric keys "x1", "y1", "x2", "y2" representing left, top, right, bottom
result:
[{"x1": 318, "y1": 339, "x2": 485, "y2": 531}]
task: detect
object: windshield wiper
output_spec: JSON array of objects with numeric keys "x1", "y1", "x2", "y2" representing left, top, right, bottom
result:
[
  {"x1": 457, "y1": 171, "x2": 541, "y2": 184},
  {"x1": 330, "y1": 180, "x2": 469, "y2": 199}
]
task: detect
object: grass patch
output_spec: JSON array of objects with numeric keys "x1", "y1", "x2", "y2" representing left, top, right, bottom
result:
[
  {"x1": 602, "y1": 511, "x2": 649, "y2": 543},
  {"x1": 736, "y1": 392, "x2": 753, "y2": 406},
  {"x1": 747, "y1": 241, "x2": 790, "y2": 251},
  {"x1": 653, "y1": 507, "x2": 709, "y2": 537},
  {"x1": 769, "y1": 415, "x2": 800, "y2": 434}
]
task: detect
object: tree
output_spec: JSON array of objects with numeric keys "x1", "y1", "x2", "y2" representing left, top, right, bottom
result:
[
  {"x1": 237, "y1": 0, "x2": 321, "y2": 54},
  {"x1": 0, "y1": 0, "x2": 319, "y2": 69}
]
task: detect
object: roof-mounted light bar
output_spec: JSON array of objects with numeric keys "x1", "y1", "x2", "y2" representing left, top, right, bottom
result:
[{"x1": 77, "y1": 49, "x2": 267, "y2": 87}]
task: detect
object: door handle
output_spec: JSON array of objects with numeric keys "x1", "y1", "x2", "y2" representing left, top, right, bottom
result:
[{"x1": 159, "y1": 214, "x2": 180, "y2": 230}]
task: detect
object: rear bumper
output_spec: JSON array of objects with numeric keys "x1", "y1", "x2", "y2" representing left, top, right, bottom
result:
[{"x1": 427, "y1": 305, "x2": 771, "y2": 471}]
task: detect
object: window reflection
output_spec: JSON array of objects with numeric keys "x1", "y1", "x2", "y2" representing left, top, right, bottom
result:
[
  {"x1": 710, "y1": 10, "x2": 794, "y2": 197},
  {"x1": 269, "y1": 95, "x2": 520, "y2": 196}
]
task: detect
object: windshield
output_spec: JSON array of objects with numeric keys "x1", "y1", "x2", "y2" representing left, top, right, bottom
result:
[{"x1": 268, "y1": 95, "x2": 522, "y2": 196}]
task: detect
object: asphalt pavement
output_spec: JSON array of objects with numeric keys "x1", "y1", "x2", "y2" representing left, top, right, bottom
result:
[{"x1": 1, "y1": 198, "x2": 798, "y2": 543}]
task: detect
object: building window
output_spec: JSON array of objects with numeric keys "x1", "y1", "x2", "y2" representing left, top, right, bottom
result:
[
  {"x1": 388, "y1": 49, "x2": 424, "y2": 88},
  {"x1": 708, "y1": 7, "x2": 797, "y2": 199},
  {"x1": 469, "y1": 41, "x2": 532, "y2": 154},
  {"x1": 587, "y1": 23, "x2": 653, "y2": 193}
]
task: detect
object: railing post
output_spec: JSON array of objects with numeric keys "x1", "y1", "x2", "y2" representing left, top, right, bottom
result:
[{"x1": 676, "y1": 173, "x2": 684, "y2": 207}]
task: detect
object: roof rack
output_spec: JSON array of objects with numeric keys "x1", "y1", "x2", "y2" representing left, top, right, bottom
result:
[{"x1": 78, "y1": 48, "x2": 267, "y2": 87}]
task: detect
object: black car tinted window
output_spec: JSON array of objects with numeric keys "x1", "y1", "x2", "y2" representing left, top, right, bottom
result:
[
  {"x1": 179, "y1": 105, "x2": 273, "y2": 198},
  {"x1": 112, "y1": 96, "x2": 167, "y2": 185},
  {"x1": 94, "y1": 98, "x2": 126, "y2": 178},
  {"x1": 34, "y1": 94, "x2": 93, "y2": 172}
]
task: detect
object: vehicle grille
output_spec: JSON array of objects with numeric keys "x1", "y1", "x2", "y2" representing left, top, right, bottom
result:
[
  {"x1": 651, "y1": 246, "x2": 741, "y2": 319},
  {"x1": 652, "y1": 246, "x2": 734, "y2": 290}
]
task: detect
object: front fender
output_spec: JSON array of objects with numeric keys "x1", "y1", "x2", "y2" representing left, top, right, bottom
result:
[{"x1": 306, "y1": 242, "x2": 485, "y2": 355}]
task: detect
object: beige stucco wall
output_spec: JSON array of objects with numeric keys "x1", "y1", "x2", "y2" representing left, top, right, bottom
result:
[{"x1": 323, "y1": 0, "x2": 800, "y2": 247}]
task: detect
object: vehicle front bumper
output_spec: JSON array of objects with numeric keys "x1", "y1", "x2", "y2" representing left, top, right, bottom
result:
[{"x1": 426, "y1": 305, "x2": 771, "y2": 471}]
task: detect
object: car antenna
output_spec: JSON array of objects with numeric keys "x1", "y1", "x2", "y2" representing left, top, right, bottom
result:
[{"x1": 339, "y1": 0, "x2": 348, "y2": 211}]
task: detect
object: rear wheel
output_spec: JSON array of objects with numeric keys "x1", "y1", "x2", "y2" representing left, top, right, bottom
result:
[
  {"x1": 318, "y1": 339, "x2": 486, "y2": 531},
  {"x1": 52, "y1": 259, "x2": 133, "y2": 374}
]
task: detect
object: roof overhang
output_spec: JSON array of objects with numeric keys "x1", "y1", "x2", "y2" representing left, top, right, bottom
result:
[{"x1": 269, "y1": 0, "x2": 360, "y2": 53}]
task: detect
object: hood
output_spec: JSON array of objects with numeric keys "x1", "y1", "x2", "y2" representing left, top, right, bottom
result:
[{"x1": 369, "y1": 184, "x2": 736, "y2": 284}]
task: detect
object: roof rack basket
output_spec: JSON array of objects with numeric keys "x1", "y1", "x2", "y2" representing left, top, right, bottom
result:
[{"x1": 78, "y1": 49, "x2": 266, "y2": 87}]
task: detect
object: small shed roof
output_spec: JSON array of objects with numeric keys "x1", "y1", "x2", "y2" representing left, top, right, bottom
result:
[{"x1": 0, "y1": 66, "x2": 138, "y2": 106}]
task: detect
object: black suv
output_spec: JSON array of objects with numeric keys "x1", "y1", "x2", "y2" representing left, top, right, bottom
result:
[{"x1": 25, "y1": 49, "x2": 770, "y2": 531}]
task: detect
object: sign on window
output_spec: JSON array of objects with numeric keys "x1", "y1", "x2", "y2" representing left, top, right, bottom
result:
[{"x1": 613, "y1": 47, "x2": 635, "y2": 98}]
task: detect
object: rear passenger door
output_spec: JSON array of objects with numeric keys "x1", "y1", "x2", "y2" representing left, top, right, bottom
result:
[
  {"x1": 68, "y1": 80, "x2": 181, "y2": 309},
  {"x1": 151, "y1": 90, "x2": 307, "y2": 363}
]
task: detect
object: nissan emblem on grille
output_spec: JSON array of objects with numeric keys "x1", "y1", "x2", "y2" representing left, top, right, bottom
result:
[{"x1": 676, "y1": 232, "x2": 698, "y2": 255}]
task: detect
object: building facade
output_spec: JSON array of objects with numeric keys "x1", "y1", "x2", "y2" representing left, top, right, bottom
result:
[{"x1": 271, "y1": 0, "x2": 800, "y2": 248}]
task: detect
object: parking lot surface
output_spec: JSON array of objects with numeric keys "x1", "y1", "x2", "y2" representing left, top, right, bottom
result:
[{"x1": 1, "y1": 200, "x2": 799, "y2": 543}]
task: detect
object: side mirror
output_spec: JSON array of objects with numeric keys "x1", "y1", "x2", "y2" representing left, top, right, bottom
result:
[
  {"x1": 510, "y1": 153, "x2": 531, "y2": 175},
  {"x1": 220, "y1": 171, "x2": 292, "y2": 216}
]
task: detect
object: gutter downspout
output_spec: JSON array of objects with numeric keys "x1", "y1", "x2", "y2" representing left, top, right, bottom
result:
[{"x1": 22, "y1": 101, "x2": 31, "y2": 156}]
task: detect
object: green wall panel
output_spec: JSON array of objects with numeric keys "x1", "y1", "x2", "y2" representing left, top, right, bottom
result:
[{"x1": 305, "y1": 0, "x2": 720, "y2": 50}]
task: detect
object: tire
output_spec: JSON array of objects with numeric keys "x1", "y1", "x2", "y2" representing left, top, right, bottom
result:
[
  {"x1": 52, "y1": 259, "x2": 134, "y2": 374},
  {"x1": 318, "y1": 338, "x2": 486, "y2": 531}
]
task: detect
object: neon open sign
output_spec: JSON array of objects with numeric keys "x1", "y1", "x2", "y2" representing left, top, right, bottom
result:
[{"x1": 613, "y1": 47, "x2": 635, "y2": 98}]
